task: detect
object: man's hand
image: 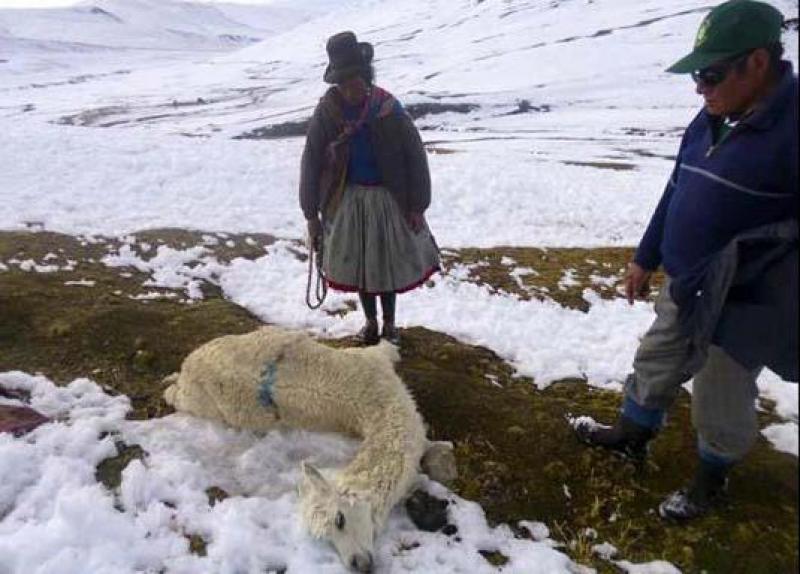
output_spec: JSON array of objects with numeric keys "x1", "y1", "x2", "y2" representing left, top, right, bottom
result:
[
  {"x1": 405, "y1": 211, "x2": 425, "y2": 234},
  {"x1": 306, "y1": 217, "x2": 323, "y2": 251},
  {"x1": 624, "y1": 262, "x2": 653, "y2": 305}
]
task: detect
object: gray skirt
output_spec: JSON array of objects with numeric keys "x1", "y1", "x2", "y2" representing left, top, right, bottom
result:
[{"x1": 323, "y1": 184, "x2": 440, "y2": 294}]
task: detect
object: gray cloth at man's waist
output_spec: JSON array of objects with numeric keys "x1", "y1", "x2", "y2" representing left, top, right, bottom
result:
[{"x1": 674, "y1": 219, "x2": 798, "y2": 381}]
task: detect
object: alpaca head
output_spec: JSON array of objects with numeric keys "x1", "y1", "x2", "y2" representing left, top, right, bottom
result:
[{"x1": 299, "y1": 462, "x2": 375, "y2": 573}]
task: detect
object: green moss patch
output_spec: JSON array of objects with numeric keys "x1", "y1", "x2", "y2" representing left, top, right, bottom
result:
[
  {"x1": 205, "y1": 486, "x2": 229, "y2": 507},
  {"x1": 186, "y1": 533, "x2": 208, "y2": 557},
  {"x1": 442, "y1": 246, "x2": 665, "y2": 310}
]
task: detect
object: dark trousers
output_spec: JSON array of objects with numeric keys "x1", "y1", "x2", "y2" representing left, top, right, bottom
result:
[
  {"x1": 359, "y1": 292, "x2": 396, "y2": 323},
  {"x1": 625, "y1": 279, "x2": 761, "y2": 461}
]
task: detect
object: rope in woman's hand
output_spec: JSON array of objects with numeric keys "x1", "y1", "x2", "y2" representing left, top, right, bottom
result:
[{"x1": 305, "y1": 233, "x2": 328, "y2": 310}]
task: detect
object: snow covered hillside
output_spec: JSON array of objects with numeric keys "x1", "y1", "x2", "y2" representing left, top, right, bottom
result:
[
  {"x1": 2, "y1": 0, "x2": 797, "y2": 247},
  {"x1": 0, "y1": 0, "x2": 335, "y2": 81},
  {"x1": 0, "y1": 1, "x2": 798, "y2": 573},
  {"x1": 1, "y1": 0, "x2": 274, "y2": 51}
]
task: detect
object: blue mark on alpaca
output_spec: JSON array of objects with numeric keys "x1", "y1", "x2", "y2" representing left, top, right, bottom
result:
[{"x1": 258, "y1": 361, "x2": 277, "y2": 407}]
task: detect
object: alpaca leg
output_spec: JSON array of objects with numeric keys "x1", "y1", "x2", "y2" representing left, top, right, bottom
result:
[
  {"x1": 421, "y1": 441, "x2": 457, "y2": 484},
  {"x1": 164, "y1": 371, "x2": 227, "y2": 423}
]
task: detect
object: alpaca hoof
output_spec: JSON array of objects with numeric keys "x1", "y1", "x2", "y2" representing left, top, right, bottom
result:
[
  {"x1": 405, "y1": 489, "x2": 448, "y2": 532},
  {"x1": 421, "y1": 442, "x2": 457, "y2": 484}
]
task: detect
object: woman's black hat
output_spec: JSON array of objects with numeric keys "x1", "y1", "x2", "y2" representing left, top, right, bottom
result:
[{"x1": 323, "y1": 31, "x2": 374, "y2": 84}]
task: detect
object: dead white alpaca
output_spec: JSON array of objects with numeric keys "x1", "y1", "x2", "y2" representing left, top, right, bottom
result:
[{"x1": 163, "y1": 326, "x2": 453, "y2": 573}]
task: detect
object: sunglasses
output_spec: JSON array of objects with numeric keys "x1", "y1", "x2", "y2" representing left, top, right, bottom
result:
[{"x1": 691, "y1": 52, "x2": 752, "y2": 87}]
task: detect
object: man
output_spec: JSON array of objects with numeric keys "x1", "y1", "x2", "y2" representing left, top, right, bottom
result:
[{"x1": 575, "y1": 0, "x2": 798, "y2": 521}]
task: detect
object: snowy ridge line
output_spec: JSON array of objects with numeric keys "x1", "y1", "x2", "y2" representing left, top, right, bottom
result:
[
  {"x1": 3, "y1": 34, "x2": 240, "y2": 53},
  {"x1": 0, "y1": 0, "x2": 272, "y2": 52},
  {"x1": 468, "y1": 5, "x2": 713, "y2": 63}
]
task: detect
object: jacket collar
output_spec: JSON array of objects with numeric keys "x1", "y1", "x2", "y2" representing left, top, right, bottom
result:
[
  {"x1": 741, "y1": 60, "x2": 796, "y2": 131},
  {"x1": 701, "y1": 60, "x2": 796, "y2": 132}
]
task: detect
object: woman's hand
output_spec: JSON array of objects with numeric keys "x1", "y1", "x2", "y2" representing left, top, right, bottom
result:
[{"x1": 405, "y1": 211, "x2": 425, "y2": 234}]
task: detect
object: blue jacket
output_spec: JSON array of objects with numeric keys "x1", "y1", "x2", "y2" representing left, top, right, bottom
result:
[{"x1": 635, "y1": 61, "x2": 798, "y2": 290}]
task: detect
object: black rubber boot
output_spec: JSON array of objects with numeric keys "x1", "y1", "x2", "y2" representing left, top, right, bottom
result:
[
  {"x1": 659, "y1": 459, "x2": 730, "y2": 521},
  {"x1": 355, "y1": 319, "x2": 380, "y2": 346},
  {"x1": 381, "y1": 321, "x2": 401, "y2": 345},
  {"x1": 574, "y1": 415, "x2": 656, "y2": 462}
]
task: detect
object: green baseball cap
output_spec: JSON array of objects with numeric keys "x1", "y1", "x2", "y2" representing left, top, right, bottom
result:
[{"x1": 667, "y1": 0, "x2": 784, "y2": 73}]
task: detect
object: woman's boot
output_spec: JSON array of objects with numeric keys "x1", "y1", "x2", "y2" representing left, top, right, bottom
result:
[
  {"x1": 380, "y1": 293, "x2": 400, "y2": 344},
  {"x1": 357, "y1": 293, "x2": 380, "y2": 345}
]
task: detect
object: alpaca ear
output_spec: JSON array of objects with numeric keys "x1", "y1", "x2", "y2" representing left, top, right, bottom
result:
[{"x1": 301, "y1": 461, "x2": 332, "y2": 496}]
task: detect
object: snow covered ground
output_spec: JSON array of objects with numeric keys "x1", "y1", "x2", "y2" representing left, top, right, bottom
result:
[
  {"x1": 0, "y1": 0, "x2": 798, "y2": 572},
  {"x1": 0, "y1": 371, "x2": 590, "y2": 574}
]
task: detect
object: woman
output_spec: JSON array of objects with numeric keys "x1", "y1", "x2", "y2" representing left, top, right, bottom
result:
[{"x1": 299, "y1": 31, "x2": 440, "y2": 345}]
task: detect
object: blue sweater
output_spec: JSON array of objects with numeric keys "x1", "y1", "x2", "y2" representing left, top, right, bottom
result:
[
  {"x1": 635, "y1": 62, "x2": 798, "y2": 290},
  {"x1": 342, "y1": 97, "x2": 404, "y2": 185}
]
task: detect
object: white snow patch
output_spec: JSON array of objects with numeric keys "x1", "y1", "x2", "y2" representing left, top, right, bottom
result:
[
  {"x1": 0, "y1": 371, "x2": 584, "y2": 574},
  {"x1": 589, "y1": 273, "x2": 619, "y2": 288},
  {"x1": 558, "y1": 269, "x2": 580, "y2": 291},
  {"x1": 758, "y1": 370, "x2": 799, "y2": 422},
  {"x1": 762, "y1": 423, "x2": 799, "y2": 457},
  {"x1": 614, "y1": 559, "x2": 681, "y2": 574},
  {"x1": 592, "y1": 541, "x2": 618, "y2": 560},
  {"x1": 519, "y1": 520, "x2": 550, "y2": 542},
  {"x1": 17, "y1": 259, "x2": 60, "y2": 273}
]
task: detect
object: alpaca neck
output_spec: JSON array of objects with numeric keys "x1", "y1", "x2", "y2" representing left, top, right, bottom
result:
[{"x1": 336, "y1": 401, "x2": 424, "y2": 524}]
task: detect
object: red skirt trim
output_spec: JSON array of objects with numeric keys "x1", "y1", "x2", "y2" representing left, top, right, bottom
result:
[{"x1": 325, "y1": 266, "x2": 440, "y2": 295}]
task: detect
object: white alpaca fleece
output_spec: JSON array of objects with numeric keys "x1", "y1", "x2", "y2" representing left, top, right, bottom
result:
[{"x1": 164, "y1": 326, "x2": 426, "y2": 532}]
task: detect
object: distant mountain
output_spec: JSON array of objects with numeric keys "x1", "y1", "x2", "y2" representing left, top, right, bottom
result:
[
  {"x1": 210, "y1": 0, "x2": 344, "y2": 36},
  {"x1": 0, "y1": 0, "x2": 307, "y2": 52},
  {"x1": 1, "y1": 0, "x2": 795, "y2": 136}
]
